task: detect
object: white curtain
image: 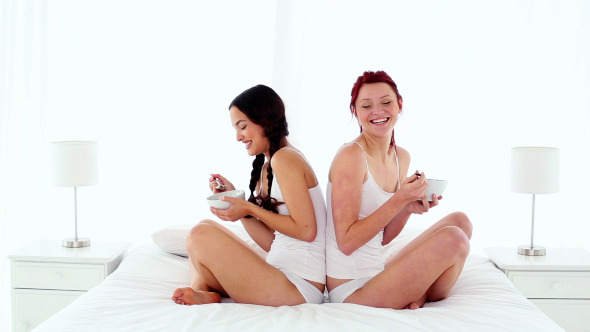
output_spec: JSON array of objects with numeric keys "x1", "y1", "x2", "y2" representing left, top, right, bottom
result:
[
  {"x1": 1, "y1": 1, "x2": 589, "y2": 330},
  {"x1": 274, "y1": 0, "x2": 590, "y2": 251},
  {"x1": 1, "y1": 0, "x2": 48, "y2": 330}
]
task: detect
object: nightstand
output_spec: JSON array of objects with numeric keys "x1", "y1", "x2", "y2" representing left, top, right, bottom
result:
[
  {"x1": 486, "y1": 247, "x2": 590, "y2": 332},
  {"x1": 9, "y1": 240, "x2": 131, "y2": 332}
]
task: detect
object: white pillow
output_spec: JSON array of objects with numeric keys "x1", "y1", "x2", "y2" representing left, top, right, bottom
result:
[
  {"x1": 151, "y1": 224, "x2": 192, "y2": 257},
  {"x1": 151, "y1": 222, "x2": 267, "y2": 258}
]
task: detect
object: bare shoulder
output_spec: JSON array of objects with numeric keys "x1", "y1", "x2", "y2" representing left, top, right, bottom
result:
[
  {"x1": 334, "y1": 142, "x2": 365, "y2": 163},
  {"x1": 271, "y1": 147, "x2": 318, "y2": 187},
  {"x1": 395, "y1": 145, "x2": 410, "y2": 162},
  {"x1": 395, "y1": 145, "x2": 411, "y2": 177},
  {"x1": 271, "y1": 147, "x2": 306, "y2": 171},
  {"x1": 329, "y1": 142, "x2": 366, "y2": 180}
]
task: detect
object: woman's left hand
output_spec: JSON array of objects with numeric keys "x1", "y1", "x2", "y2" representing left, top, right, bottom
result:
[
  {"x1": 210, "y1": 196, "x2": 250, "y2": 221},
  {"x1": 406, "y1": 194, "x2": 442, "y2": 215}
]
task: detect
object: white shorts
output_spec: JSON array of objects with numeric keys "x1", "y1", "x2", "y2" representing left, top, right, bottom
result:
[
  {"x1": 327, "y1": 277, "x2": 371, "y2": 303},
  {"x1": 279, "y1": 269, "x2": 325, "y2": 304}
]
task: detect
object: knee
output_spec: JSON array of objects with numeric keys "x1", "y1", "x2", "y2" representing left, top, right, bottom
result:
[
  {"x1": 447, "y1": 211, "x2": 472, "y2": 239},
  {"x1": 439, "y1": 226, "x2": 470, "y2": 259},
  {"x1": 186, "y1": 219, "x2": 218, "y2": 253}
]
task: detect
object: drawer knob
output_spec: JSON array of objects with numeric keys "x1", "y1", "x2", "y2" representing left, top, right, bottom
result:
[{"x1": 551, "y1": 281, "x2": 563, "y2": 292}]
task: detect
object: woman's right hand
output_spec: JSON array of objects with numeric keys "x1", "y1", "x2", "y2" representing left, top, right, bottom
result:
[
  {"x1": 396, "y1": 172, "x2": 428, "y2": 204},
  {"x1": 209, "y1": 173, "x2": 236, "y2": 194}
]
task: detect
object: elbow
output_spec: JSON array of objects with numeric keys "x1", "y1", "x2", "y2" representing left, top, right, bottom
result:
[
  {"x1": 301, "y1": 227, "x2": 317, "y2": 243},
  {"x1": 337, "y1": 242, "x2": 355, "y2": 256},
  {"x1": 335, "y1": 231, "x2": 357, "y2": 256}
]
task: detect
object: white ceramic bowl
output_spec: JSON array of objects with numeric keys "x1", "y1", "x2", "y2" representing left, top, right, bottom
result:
[
  {"x1": 207, "y1": 189, "x2": 246, "y2": 210},
  {"x1": 425, "y1": 179, "x2": 448, "y2": 202}
]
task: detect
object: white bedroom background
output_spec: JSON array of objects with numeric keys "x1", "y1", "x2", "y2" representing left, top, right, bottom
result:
[{"x1": 1, "y1": 0, "x2": 589, "y2": 331}]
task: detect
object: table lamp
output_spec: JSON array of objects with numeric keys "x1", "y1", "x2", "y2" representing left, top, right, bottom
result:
[
  {"x1": 51, "y1": 141, "x2": 98, "y2": 248},
  {"x1": 511, "y1": 147, "x2": 559, "y2": 256}
]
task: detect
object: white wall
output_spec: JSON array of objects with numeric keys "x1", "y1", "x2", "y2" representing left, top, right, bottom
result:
[{"x1": 2, "y1": 1, "x2": 589, "y2": 331}]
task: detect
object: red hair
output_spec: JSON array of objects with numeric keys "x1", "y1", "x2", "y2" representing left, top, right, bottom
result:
[{"x1": 350, "y1": 70, "x2": 402, "y2": 147}]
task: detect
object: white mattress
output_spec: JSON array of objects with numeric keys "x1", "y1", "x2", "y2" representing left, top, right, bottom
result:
[{"x1": 33, "y1": 228, "x2": 564, "y2": 332}]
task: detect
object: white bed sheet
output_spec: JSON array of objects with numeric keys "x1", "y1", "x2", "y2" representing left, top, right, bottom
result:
[{"x1": 33, "y1": 229, "x2": 564, "y2": 332}]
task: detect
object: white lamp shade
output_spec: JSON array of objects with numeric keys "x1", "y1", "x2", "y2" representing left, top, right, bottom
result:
[
  {"x1": 511, "y1": 147, "x2": 559, "y2": 194},
  {"x1": 52, "y1": 141, "x2": 98, "y2": 187}
]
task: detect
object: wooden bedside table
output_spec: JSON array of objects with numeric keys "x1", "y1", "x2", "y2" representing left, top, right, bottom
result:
[
  {"x1": 485, "y1": 247, "x2": 590, "y2": 332},
  {"x1": 9, "y1": 240, "x2": 131, "y2": 332}
]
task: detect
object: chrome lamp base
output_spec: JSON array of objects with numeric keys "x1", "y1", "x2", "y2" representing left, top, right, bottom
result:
[
  {"x1": 62, "y1": 187, "x2": 91, "y2": 248},
  {"x1": 518, "y1": 245, "x2": 546, "y2": 256},
  {"x1": 63, "y1": 237, "x2": 91, "y2": 248},
  {"x1": 517, "y1": 193, "x2": 546, "y2": 256}
]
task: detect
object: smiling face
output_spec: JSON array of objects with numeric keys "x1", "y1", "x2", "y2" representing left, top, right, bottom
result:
[
  {"x1": 230, "y1": 105, "x2": 269, "y2": 156},
  {"x1": 353, "y1": 82, "x2": 403, "y2": 137}
]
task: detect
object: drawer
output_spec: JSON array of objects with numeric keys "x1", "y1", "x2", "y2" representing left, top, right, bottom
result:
[
  {"x1": 12, "y1": 261, "x2": 105, "y2": 291},
  {"x1": 531, "y1": 299, "x2": 590, "y2": 332},
  {"x1": 12, "y1": 288, "x2": 84, "y2": 332},
  {"x1": 507, "y1": 271, "x2": 590, "y2": 299}
]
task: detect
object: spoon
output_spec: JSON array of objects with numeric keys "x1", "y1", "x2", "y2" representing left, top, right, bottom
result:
[{"x1": 212, "y1": 176, "x2": 226, "y2": 190}]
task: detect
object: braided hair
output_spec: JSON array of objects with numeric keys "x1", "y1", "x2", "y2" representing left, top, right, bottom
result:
[{"x1": 229, "y1": 85, "x2": 289, "y2": 214}]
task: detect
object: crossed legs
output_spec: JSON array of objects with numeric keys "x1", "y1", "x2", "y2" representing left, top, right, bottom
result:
[
  {"x1": 345, "y1": 212, "x2": 472, "y2": 309},
  {"x1": 172, "y1": 220, "x2": 306, "y2": 306}
]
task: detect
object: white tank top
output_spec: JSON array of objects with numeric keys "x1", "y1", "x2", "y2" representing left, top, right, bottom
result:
[
  {"x1": 264, "y1": 149, "x2": 327, "y2": 284},
  {"x1": 325, "y1": 143, "x2": 400, "y2": 279}
]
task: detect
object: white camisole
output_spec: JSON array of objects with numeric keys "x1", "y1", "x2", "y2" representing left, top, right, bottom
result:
[
  {"x1": 325, "y1": 142, "x2": 400, "y2": 279},
  {"x1": 263, "y1": 149, "x2": 327, "y2": 284}
]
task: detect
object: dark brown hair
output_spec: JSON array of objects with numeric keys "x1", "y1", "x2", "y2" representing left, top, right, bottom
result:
[{"x1": 229, "y1": 85, "x2": 288, "y2": 213}]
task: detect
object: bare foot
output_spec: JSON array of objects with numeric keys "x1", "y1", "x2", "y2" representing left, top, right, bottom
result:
[
  {"x1": 172, "y1": 287, "x2": 221, "y2": 305},
  {"x1": 406, "y1": 302, "x2": 420, "y2": 310},
  {"x1": 405, "y1": 294, "x2": 427, "y2": 310}
]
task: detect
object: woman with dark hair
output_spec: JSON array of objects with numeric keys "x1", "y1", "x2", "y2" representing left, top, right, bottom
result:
[
  {"x1": 172, "y1": 84, "x2": 326, "y2": 305},
  {"x1": 325, "y1": 71, "x2": 473, "y2": 309}
]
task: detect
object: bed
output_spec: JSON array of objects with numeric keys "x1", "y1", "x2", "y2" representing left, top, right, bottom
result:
[{"x1": 32, "y1": 222, "x2": 564, "y2": 332}]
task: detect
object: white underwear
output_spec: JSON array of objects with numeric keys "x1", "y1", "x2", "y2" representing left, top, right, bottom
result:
[
  {"x1": 327, "y1": 278, "x2": 371, "y2": 303},
  {"x1": 279, "y1": 268, "x2": 325, "y2": 304}
]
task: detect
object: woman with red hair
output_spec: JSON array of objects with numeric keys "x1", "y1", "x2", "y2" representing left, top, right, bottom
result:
[{"x1": 325, "y1": 70, "x2": 472, "y2": 309}]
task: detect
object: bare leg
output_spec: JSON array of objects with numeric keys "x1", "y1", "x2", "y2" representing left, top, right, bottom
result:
[
  {"x1": 172, "y1": 255, "x2": 225, "y2": 305},
  {"x1": 387, "y1": 211, "x2": 472, "y2": 266},
  {"x1": 393, "y1": 212, "x2": 471, "y2": 305},
  {"x1": 172, "y1": 220, "x2": 306, "y2": 306},
  {"x1": 346, "y1": 226, "x2": 470, "y2": 309},
  {"x1": 380, "y1": 212, "x2": 472, "y2": 309},
  {"x1": 189, "y1": 220, "x2": 262, "y2": 295},
  {"x1": 173, "y1": 220, "x2": 251, "y2": 305}
]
